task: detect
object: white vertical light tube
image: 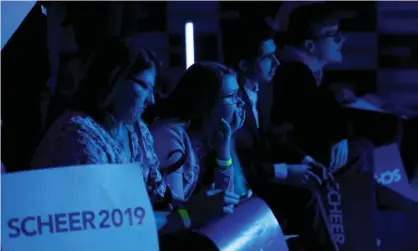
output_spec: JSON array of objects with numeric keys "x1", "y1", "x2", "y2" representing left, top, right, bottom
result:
[{"x1": 185, "y1": 22, "x2": 195, "y2": 69}]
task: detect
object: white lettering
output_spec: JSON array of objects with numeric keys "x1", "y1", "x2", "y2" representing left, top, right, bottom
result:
[
  {"x1": 375, "y1": 168, "x2": 402, "y2": 185},
  {"x1": 326, "y1": 182, "x2": 345, "y2": 245}
]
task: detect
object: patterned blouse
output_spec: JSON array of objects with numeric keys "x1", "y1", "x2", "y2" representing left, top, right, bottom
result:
[
  {"x1": 31, "y1": 110, "x2": 167, "y2": 204},
  {"x1": 151, "y1": 119, "x2": 234, "y2": 201}
]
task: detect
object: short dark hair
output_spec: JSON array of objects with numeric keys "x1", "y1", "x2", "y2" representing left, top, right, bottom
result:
[
  {"x1": 158, "y1": 62, "x2": 236, "y2": 130},
  {"x1": 284, "y1": 3, "x2": 340, "y2": 46},
  {"x1": 68, "y1": 35, "x2": 161, "y2": 125},
  {"x1": 223, "y1": 18, "x2": 275, "y2": 68}
]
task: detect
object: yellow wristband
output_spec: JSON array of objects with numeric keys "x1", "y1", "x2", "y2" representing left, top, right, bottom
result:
[
  {"x1": 177, "y1": 208, "x2": 191, "y2": 229},
  {"x1": 216, "y1": 157, "x2": 232, "y2": 167}
]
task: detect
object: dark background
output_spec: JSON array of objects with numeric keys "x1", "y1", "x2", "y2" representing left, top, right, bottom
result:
[{"x1": 1, "y1": 2, "x2": 418, "y2": 179}]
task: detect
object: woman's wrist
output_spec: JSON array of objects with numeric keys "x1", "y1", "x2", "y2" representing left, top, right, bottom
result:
[
  {"x1": 216, "y1": 152, "x2": 231, "y2": 160},
  {"x1": 215, "y1": 149, "x2": 231, "y2": 160},
  {"x1": 215, "y1": 157, "x2": 232, "y2": 168},
  {"x1": 214, "y1": 141, "x2": 231, "y2": 159},
  {"x1": 177, "y1": 208, "x2": 192, "y2": 229},
  {"x1": 180, "y1": 205, "x2": 201, "y2": 229}
]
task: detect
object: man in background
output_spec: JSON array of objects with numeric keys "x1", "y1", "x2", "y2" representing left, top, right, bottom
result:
[
  {"x1": 271, "y1": 3, "x2": 378, "y2": 251},
  {"x1": 224, "y1": 18, "x2": 339, "y2": 251}
]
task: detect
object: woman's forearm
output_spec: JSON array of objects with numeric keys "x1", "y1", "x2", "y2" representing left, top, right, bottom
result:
[
  {"x1": 166, "y1": 170, "x2": 185, "y2": 201},
  {"x1": 213, "y1": 165, "x2": 234, "y2": 192}
]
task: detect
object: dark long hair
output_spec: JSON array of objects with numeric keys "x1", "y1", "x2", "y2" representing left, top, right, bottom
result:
[
  {"x1": 158, "y1": 62, "x2": 236, "y2": 131},
  {"x1": 68, "y1": 35, "x2": 160, "y2": 128},
  {"x1": 223, "y1": 18, "x2": 275, "y2": 68}
]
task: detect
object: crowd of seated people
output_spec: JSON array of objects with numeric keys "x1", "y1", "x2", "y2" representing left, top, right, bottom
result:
[
  {"x1": 3, "y1": 2, "x2": 417, "y2": 251},
  {"x1": 222, "y1": 11, "x2": 342, "y2": 251}
]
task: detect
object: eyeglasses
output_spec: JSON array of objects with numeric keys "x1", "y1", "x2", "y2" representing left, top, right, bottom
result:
[
  {"x1": 128, "y1": 77, "x2": 156, "y2": 94},
  {"x1": 221, "y1": 91, "x2": 243, "y2": 105}
]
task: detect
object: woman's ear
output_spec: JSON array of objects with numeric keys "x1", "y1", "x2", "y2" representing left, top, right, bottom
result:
[{"x1": 303, "y1": 40, "x2": 316, "y2": 54}]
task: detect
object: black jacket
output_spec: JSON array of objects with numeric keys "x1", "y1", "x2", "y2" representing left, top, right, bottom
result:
[{"x1": 272, "y1": 61, "x2": 351, "y2": 162}]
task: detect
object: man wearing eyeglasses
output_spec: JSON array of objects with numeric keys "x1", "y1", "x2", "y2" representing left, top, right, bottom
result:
[
  {"x1": 271, "y1": 3, "x2": 378, "y2": 251},
  {"x1": 223, "y1": 16, "x2": 341, "y2": 251},
  {"x1": 272, "y1": 3, "x2": 377, "y2": 180}
]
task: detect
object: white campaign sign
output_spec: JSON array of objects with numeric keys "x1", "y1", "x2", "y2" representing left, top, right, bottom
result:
[
  {"x1": 1, "y1": 164, "x2": 159, "y2": 251},
  {"x1": 1, "y1": 1, "x2": 37, "y2": 49}
]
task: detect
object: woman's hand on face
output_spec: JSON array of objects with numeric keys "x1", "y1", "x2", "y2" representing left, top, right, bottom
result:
[
  {"x1": 184, "y1": 186, "x2": 240, "y2": 227},
  {"x1": 211, "y1": 118, "x2": 233, "y2": 160},
  {"x1": 233, "y1": 108, "x2": 246, "y2": 132}
]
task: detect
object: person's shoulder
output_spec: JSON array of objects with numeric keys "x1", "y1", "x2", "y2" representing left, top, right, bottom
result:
[
  {"x1": 31, "y1": 111, "x2": 109, "y2": 168},
  {"x1": 47, "y1": 110, "x2": 105, "y2": 143},
  {"x1": 150, "y1": 119, "x2": 190, "y2": 163},
  {"x1": 150, "y1": 118, "x2": 189, "y2": 143},
  {"x1": 273, "y1": 61, "x2": 315, "y2": 88},
  {"x1": 151, "y1": 119, "x2": 188, "y2": 134}
]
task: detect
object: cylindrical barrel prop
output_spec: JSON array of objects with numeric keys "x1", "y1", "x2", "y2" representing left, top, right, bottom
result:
[{"x1": 196, "y1": 197, "x2": 289, "y2": 251}]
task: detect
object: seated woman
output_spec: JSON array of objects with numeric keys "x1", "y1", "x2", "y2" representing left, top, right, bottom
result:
[
  {"x1": 151, "y1": 62, "x2": 247, "y2": 201},
  {"x1": 31, "y1": 37, "x2": 239, "y2": 234}
]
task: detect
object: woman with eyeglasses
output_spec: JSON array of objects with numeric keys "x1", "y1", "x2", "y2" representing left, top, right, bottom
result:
[
  {"x1": 31, "y1": 36, "x2": 167, "y2": 201},
  {"x1": 151, "y1": 62, "x2": 246, "y2": 218}
]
